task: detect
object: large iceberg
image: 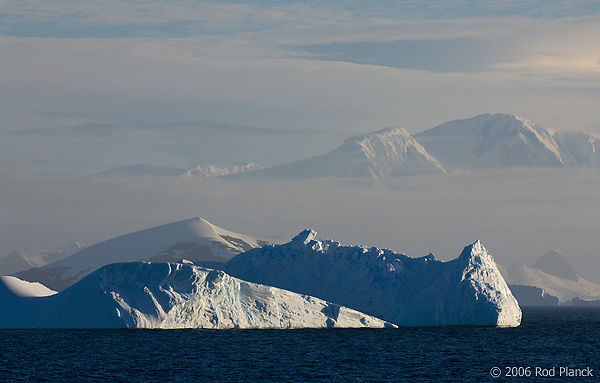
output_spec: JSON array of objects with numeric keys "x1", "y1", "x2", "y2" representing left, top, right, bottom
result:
[
  {"x1": 216, "y1": 231, "x2": 521, "y2": 327},
  {"x1": 1, "y1": 262, "x2": 394, "y2": 329}
]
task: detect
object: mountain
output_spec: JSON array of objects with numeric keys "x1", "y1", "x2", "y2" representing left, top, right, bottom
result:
[
  {"x1": 249, "y1": 127, "x2": 445, "y2": 179},
  {"x1": 209, "y1": 231, "x2": 521, "y2": 327},
  {"x1": 498, "y1": 250, "x2": 600, "y2": 304},
  {"x1": 415, "y1": 113, "x2": 600, "y2": 170},
  {"x1": 92, "y1": 162, "x2": 263, "y2": 178},
  {"x1": 532, "y1": 250, "x2": 579, "y2": 281},
  {"x1": 0, "y1": 262, "x2": 395, "y2": 329},
  {"x1": 16, "y1": 218, "x2": 283, "y2": 292},
  {"x1": 0, "y1": 242, "x2": 86, "y2": 276}
]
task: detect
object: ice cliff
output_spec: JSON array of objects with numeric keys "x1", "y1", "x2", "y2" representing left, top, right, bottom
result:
[{"x1": 217, "y1": 231, "x2": 521, "y2": 327}]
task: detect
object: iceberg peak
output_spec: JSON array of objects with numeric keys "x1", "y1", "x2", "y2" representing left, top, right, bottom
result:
[{"x1": 291, "y1": 229, "x2": 317, "y2": 245}]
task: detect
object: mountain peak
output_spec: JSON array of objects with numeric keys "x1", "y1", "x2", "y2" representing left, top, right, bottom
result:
[
  {"x1": 415, "y1": 113, "x2": 568, "y2": 169},
  {"x1": 533, "y1": 250, "x2": 579, "y2": 282},
  {"x1": 252, "y1": 125, "x2": 445, "y2": 179}
]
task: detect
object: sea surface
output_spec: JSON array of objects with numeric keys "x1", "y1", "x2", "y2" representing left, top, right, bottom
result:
[{"x1": 0, "y1": 307, "x2": 598, "y2": 382}]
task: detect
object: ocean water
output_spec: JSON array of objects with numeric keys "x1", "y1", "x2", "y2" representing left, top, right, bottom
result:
[{"x1": 0, "y1": 307, "x2": 598, "y2": 382}]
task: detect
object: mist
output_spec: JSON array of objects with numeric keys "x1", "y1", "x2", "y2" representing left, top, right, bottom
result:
[{"x1": 2, "y1": 168, "x2": 599, "y2": 283}]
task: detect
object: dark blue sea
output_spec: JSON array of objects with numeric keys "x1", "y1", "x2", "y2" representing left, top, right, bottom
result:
[{"x1": 1, "y1": 307, "x2": 598, "y2": 382}]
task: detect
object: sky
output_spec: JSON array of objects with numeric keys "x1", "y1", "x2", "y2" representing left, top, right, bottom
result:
[
  {"x1": 1, "y1": 1, "x2": 600, "y2": 283},
  {"x1": 2, "y1": 0, "x2": 600, "y2": 174}
]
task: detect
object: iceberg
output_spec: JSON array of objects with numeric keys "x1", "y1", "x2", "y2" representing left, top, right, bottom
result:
[
  {"x1": 216, "y1": 231, "x2": 521, "y2": 327},
  {"x1": 0, "y1": 262, "x2": 394, "y2": 329}
]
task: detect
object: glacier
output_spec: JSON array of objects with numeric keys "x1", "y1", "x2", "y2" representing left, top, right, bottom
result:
[
  {"x1": 0, "y1": 263, "x2": 394, "y2": 329},
  {"x1": 214, "y1": 230, "x2": 521, "y2": 327}
]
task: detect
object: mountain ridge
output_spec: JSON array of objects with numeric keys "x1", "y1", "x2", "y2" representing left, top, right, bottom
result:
[
  {"x1": 415, "y1": 113, "x2": 600, "y2": 170},
  {"x1": 15, "y1": 217, "x2": 284, "y2": 292},
  {"x1": 247, "y1": 126, "x2": 445, "y2": 179}
]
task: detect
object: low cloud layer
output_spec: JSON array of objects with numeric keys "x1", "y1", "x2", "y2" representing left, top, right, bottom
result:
[{"x1": 2, "y1": 169, "x2": 600, "y2": 283}]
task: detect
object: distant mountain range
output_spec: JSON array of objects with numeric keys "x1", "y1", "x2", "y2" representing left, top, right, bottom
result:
[
  {"x1": 92, "y1": 162, "x2": 263, "y2": 178},
  {"x1": 259, "y1": 113, "x2": 600, "y2": 178},
  {"x1": 0, "y1": 242, "x2": 87, "y2": 276},
  {"x1": 94, "y1": 114, "x2": 600, "y2": 179},
  {"x1": 247, "y1": 127, "x2": 446, "y2": 178},
  {"x1": 15, "y1": 218, "x2": 284, "y2": 292},
  {"x1": 415, "y1": 113, "x2": 600, "y2": 170},
  {"x1": 497, "y1": 250, "x2": 600, "y2": 306}
]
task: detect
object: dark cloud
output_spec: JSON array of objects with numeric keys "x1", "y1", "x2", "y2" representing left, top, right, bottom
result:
[
  {"x1": 143, "y1": 121, "x2": 305, "y2": 139},
  {"x1": 291, "y1": 38, "x2": 518, "y2": 73}
]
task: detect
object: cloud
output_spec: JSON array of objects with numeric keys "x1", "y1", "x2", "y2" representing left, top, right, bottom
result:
[
  {"x1": 2, "y1": 4, "x2": 600, "y2": 176},
  {"x1": 14, "y1": 122, "x2": 126, "y2": 137}
]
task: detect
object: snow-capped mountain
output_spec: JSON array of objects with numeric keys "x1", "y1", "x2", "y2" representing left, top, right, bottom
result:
[
  {"x1": 210, "y1": 231, "x2": 520, "y2": 327},
  {"x1": 250, "y1": 127, "x2": 445, "y2": 179},
  {"x1": 16, "y1": 218, "x2": 283, "y2": 292},
  {"x1": 92, "y1": 162, "x2": 263, "y2": 178},
  {"x1": 415, "y1": 113, "x2": 600, "y2": 170},
  {"x1": 1, "y1": 262, "x2": 394, "y2": 329},
  {"x1": 498, "y1": 250, "x2": 600, "y2": 304},
  {"x1": 0, "y1": 242, "x2": 86, "y2": 276}
]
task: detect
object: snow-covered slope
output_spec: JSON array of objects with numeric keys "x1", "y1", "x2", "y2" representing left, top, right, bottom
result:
[
  {"x1": 501, "y1": 261, "x2": 600, "y2": 303},
  {"x1": 415, "y1": 113, "x2": 600, "y2": 170},
  {"x1": 0, "y1": 242, "x2": 86, "y2": 275},
  {"x1": 0, "y1": 276, "x2": 57, "y2": 298},
  {"x1": 16, "y1": 218, "x2": 283, "y2": 292},
  {"x1": 251, "y1": 127, "x2": 445, "y2": 179},
  {"x1": 1, "y1": 262, "x2": 394, "y2": 329},
  {"x1": 92, "y1": 162, "x2": 262, "y2": 178},
  {"x1": 212, "y1": 231, "x2": 520, "y2": 327}
]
